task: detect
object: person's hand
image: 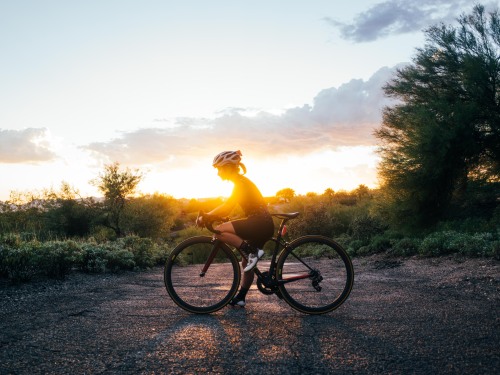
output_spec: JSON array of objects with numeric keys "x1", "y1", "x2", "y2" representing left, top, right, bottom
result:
[{"x1": 196, "y1": 215, "x2": 204, "y2": 227}]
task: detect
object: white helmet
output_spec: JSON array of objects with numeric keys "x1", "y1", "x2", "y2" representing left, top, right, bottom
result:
[{"x1": 212, "y1": 150, "x2": 242, "y2": 168}]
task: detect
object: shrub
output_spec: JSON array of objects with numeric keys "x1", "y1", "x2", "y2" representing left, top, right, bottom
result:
[
  {"x1": 454, "y1": 233, "x2": 494, "y2": 257},
  {"x1": 77, "y1": 243, "x2": 108, "y2": 273},
  {"x1": 350, "y1": 215, "x2": 385, "y2": 243},
  {"x1": 37, "y1": 241, "x2": 80, "y2": 279},
  {"x1": 356, "y1": 245, "x2": 371, "y2": 256},
  {"x1": 119, "y1": 236, "x2": 157, "y2": 269},
  {"x1": 419, "y1": 231, "x2": 455, "y2": 256},
  {"x1": 172, "y1": 226, "x2": 206, "y2": 244},
  {"x1": 333, "y1": 233, "x2": 352, "y2": 249},
  {"x1": 0, "y1": 233, "x2": 22, "y2": 248},
  {"x1": 4, "y1": 243, "x2": 40, "y2": 282},
  {"x1": 0, "y1": 244, "x2": 10, "y2": 278},
  {"x1": 368, "y1": 235, "x2": 392, "y2": 254},
  {"x1": 153, "y1": 242, "x2": 172, "y2": 265},
  {"x1": 347, "y1": 239, "x2": 364, "y2": 256},
  {"x1": 491, "y1": 241, "x2": 500, "y2": 260},
  {"x1": 390, "y1": 238, "x2": 420, "y2": 256},
  {"x1": 105, "y1": 247, "x2": 136, "y2": 271},
  {"x1": 418, "y1": 231, "x2": 497, "y2": 257}
]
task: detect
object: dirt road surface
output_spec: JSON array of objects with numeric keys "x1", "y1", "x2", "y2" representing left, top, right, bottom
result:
[{"x1": 1, "y1": 255, "x2": 498, "y2": 374}]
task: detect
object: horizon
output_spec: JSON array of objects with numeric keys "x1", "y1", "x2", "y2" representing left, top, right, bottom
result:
[{"x1": 0, "y1": 1, "x2": 487, "y2": 201}]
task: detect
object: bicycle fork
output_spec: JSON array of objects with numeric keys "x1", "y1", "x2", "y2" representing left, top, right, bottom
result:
[
  {"x1": 199, "y1": 241, "x2": 221, "y2": 277},
  {"x1": 198, "y1": 239, "x2": 251, "y2": 277}
]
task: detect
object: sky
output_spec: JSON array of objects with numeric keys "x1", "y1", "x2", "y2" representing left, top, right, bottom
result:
[{"x1": 0, "y1": 0, "x2": 495, "y2": 201}]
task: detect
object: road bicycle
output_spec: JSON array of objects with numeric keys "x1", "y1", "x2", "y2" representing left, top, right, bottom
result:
[{"x1": 164, "y1": 212, "x2": 354, "y2": 315}]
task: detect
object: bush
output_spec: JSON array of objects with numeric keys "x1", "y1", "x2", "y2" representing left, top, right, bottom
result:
[
  {"x1": 350, "y1": 215, "x2": 386, "y2": 243},
  {"x1": 3, "y1": 243, "x2": 39, "y2": 282},
  {"x1": 347, "y1": 239, "x2": 364, "y2": 256},
  {"x1": 367, "y1": 235, "x2": 392, "y2": 254},
  {"x1": 390, "y1": 238, "x2": 420, "y2": 256},
  {"x1": 0, "y1": 233, "x2": 22, "y2": 248},
  {"x1": 119, "y1": 236, "x2": 157, "y2": 269},
  {"x1": 105, "y1": 247, "x2": 136, "y2": 271},
  {"x1": 0, "y1": 244, "x2": 10, "y2": 278},
  {"x1": 37, "y1": 241, "x2": 80, "y2": 279},
  {"x1": 419, "y1": 231, "x2": 454, "y2": 256},
  {"x1": 418, "y1": 231, "x2": 497, "y2": 257},
  {"x1": 77, "y1": 243, "x2": 109, "y2": 273},
  {"x1": 172, "y1": 226, "x2": 206, "y2": 244},
  {"x1": 0, "y1": 235, "x2": 174, "y2": 282},
  {"x1": 453, "y1": 233, "x2": 495, "y2": 257}
]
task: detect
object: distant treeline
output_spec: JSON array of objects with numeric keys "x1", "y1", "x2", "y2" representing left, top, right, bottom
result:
[
  {"x1": 1, "y1": 5, "x2": 499, "y2": 282},
  {"x1": 0, "y1": 181, "x2": 498, "y2": 282}
]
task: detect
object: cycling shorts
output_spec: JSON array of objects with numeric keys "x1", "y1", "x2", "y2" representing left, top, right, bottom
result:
[{"x1": 231, "y1": 213, "x2": 274, "y2": 248}]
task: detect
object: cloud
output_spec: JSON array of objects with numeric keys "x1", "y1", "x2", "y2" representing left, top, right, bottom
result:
[
  {"x1": 324, "y1": 0, "x2": 479, "y2": 42},
  {"x1": 83, "y1": 65, "x2": 400, "y2": 167},
  {"x1": 0, "y1": 128, "x2": 57, "y2": 163}
]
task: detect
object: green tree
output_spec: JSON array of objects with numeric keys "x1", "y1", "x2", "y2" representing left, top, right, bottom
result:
[
  {"x1": 1, "y1": 190, "x2": 46, "y2": 237},
  {"x1": 354, "y1": 184, "x2": 371, "y2": 200},
  {"x1": 276, "y1": 188, "x2": 296, "y2": 202},
  {"x1": 43, "y1": 182, "x2": 97, "y2": 238},
  {"x1": 91, "y1": 163, "x2": 143, "y2": 237},
  {"x1": 122, "y1": 193, "x2": 179, "y2": 239},
  {"x1": 323, "y1": 188, "x2": 335, "y2": 198},
  {"x1": 376, "y1": 5, "x2": 500, "y2": 228}
]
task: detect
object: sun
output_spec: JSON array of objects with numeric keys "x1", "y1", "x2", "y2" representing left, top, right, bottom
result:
[{"x1": 137, "y1": 147, "x2": 379, "y2": 200}]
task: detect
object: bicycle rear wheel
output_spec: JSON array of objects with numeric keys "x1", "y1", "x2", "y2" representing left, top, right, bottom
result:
[
  {"x1": 276, "y1": 236, "x2": 354, "y2": 314},
  {"x1": 164, "y1": 236, "x2": 241, "y2": 314}
]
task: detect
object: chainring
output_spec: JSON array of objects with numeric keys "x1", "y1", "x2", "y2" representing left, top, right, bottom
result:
[{"x1": 256, "y1": 271, "x2": 278, "y2": 295}]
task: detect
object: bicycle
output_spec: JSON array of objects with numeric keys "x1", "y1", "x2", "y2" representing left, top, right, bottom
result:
[{"x1": 164, "y1": 212, "x2": 354, "y2": 315}]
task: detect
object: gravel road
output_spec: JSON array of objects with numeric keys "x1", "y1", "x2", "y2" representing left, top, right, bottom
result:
[{"x1": 0, "y1": 255, "x2": 498, "y2": 374}]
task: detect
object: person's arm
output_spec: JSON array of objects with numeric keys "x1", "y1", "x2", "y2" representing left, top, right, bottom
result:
[
  {"x1": 197, "y1": 199, "x2": 236, "y2": 227},
  {"x1": 207, "y1": 199, "x2": 236, "y2": 217}
]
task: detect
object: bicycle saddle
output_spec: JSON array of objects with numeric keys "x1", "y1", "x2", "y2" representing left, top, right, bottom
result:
[{"x1": 271, "y1": 212, "x2": 300, "y2": 220}]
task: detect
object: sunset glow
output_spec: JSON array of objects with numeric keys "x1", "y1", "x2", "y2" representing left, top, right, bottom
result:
[{"x1": 0, "y1": 1, "x2": 479, "y2": 201}]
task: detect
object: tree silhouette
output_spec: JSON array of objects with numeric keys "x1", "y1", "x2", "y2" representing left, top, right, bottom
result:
[
  {"x1": 376, "y1": 4, "x2": 500, "y2": 228},
  {"x1": 91, "y1": 163, "x2": 143, "y2": 237}
]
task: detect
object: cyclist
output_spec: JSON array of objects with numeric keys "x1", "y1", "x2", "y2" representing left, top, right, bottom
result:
[{"x1": 197, "y1": 150, "x2": 274, "y2": 307}]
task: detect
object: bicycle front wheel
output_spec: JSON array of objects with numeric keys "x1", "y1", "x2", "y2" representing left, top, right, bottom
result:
[
  {"x1": 164, "y1": 236, "x2": 241, "y2": 314},
  {"x1": 277, "y1": 236, "x2": 354, "y2": 314}
]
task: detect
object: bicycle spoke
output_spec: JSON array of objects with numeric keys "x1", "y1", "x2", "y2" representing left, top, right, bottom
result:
[
  {"x1": 164, "y1": 237, "x2": 240, "y2": 313},
  {"x1": 277, "y1": 236, "x2": 353, "y2": 314}
]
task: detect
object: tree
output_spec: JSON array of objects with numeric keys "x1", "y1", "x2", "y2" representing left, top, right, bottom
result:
[
  {"x1": 376, "y1": 5, "x2": 500, "y2": 228},
  {"x1": 91, "y1": 163, "x2": 143, "y2": 237},
  {"x1": 354, "y1": 184, "x2": 371, "y2": 200},
  {"x1": 122, "y1": 193, "x2": 179, "y2": 239},
  {"x1": 43, "y1": 182, "x2": 96, "y2": 237},
  {"x1": 276, "y1": 188, "x2": 296, "y2": 202}
]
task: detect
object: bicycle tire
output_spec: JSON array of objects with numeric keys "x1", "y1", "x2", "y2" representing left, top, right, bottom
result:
[
  {"x1": 276, "y1": 235, "x2": 354, "y2": 315},
  {"x1": 164, "y1": 236, "x2": 241, "y2": 314}
]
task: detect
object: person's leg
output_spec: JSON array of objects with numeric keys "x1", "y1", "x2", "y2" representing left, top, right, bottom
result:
[
  {"x1": 230, "y1": 260, "x2": 254, "y2": 306},
  {"x1": 240, "y1": 257, "x2": 255, "y2": 288},
  {"x1": 214, "y1": 222, "x2": 244, "y2": 249},
  {"x1": 214, "y1": 222, "x2": 255, "y2": 305}
]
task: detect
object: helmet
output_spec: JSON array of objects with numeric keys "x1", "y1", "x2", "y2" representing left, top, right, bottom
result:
[{"x1": 212, "y1": 150, "x2": 242, "y2": 168}]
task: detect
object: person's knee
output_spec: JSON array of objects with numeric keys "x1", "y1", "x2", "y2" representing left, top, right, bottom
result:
[{"x1": 216, "y1": 222, "x2": 234, "y2": 233}]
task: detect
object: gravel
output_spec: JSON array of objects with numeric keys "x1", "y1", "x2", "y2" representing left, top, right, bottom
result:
[{"x1": 0, "y1": 255, "x2": 498, "y2": 374}]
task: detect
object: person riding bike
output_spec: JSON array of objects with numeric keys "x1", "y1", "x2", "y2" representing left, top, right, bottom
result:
[{"x1": 196, "y1": 150, "x2": 274, "y2": 307}]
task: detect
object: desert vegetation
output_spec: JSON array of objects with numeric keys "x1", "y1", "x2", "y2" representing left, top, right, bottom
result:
[{"x1": 1, "y1": 5, "x2": 498, "y2": 282}]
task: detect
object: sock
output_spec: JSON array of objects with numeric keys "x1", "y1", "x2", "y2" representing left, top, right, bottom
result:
[
  {"x1": 239, "y1": 241, "x2": 257, "y2": 255},
  {"x1": 235, "y1": 287, "x2": 249, "y2": 300}
]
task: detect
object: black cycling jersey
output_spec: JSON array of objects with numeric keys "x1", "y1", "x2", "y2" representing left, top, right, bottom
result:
[
  {"x1": 227, "y1": 175, "x2": 268, "y2": 216},
  {"x1": 227, "y1": 174, "x2": 274, "y2": 247}
]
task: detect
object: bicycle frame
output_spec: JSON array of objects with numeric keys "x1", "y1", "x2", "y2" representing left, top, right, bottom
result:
[
  {"x1": 166, "y1": 211, "x2": 354, "y2": 314},
  {"x1": 200, "y1": 213, "x2": 315, "y2": 290}
]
